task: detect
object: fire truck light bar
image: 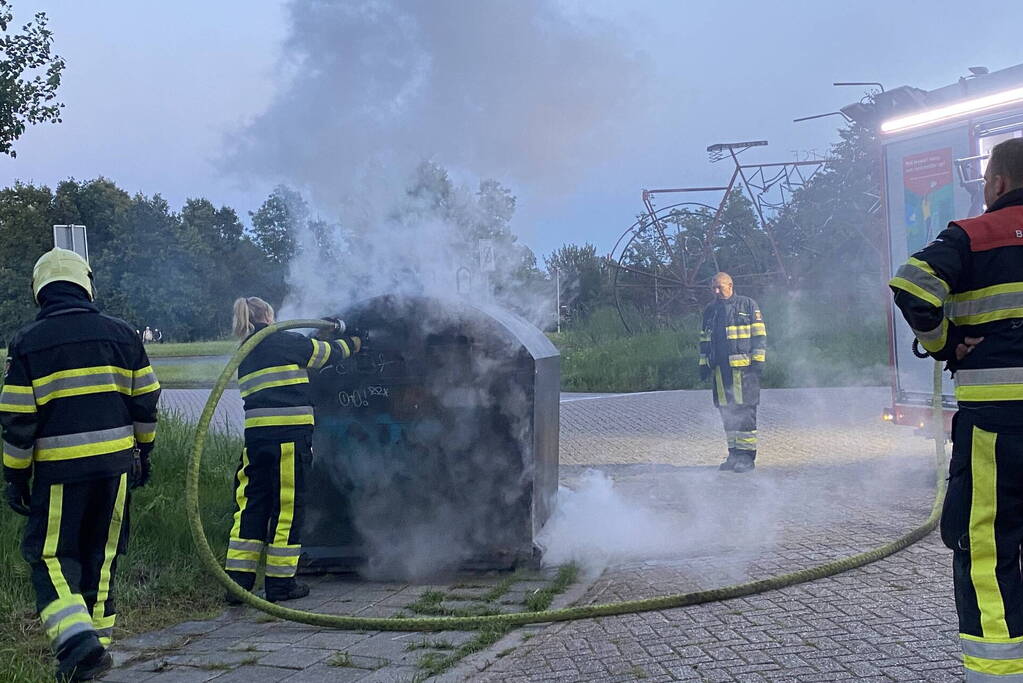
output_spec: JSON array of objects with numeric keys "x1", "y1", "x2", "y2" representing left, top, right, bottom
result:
[{"x1": 881, "y1": 86, "x2": 1023, "y2": 134}]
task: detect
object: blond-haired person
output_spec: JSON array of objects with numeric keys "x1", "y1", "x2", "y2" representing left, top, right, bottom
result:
[{"x1": 225, "y1": 297, "x2": 362, "y2": 602}]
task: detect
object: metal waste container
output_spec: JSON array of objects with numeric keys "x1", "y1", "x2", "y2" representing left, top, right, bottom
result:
[{"x1": 301, "y1": 295, "x2": 559, "y2": 578}]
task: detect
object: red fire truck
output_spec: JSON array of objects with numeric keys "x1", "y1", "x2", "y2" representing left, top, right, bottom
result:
[{"x1": 845, "y1": 64, "x2": 1023, "y2": 431}]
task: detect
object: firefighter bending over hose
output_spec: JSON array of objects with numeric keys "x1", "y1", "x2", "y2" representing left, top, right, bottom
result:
[
  {"x1": 890, "y1": 137, "x2": 1023, "y2": 681},
  {"x1": 225, "y1": 297, "x2": 363, "y2": 603},
  {"x1": 1, "y1": 248, "x2": 160, "y2": 682},
  {"x1": 699, "y1": 272, "x2": 766, "y2": 473}
]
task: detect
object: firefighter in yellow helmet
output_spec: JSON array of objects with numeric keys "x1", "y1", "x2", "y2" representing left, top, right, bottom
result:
[
  {"x1": 225, "y1": 297, "x2": 362, "y2": 603},
  {"x1": 1, "y1": 248, "x2": 160, "y2": 682},
  {"x1": 890, "y1": 137, "x2": 1023, "y2": 681}
]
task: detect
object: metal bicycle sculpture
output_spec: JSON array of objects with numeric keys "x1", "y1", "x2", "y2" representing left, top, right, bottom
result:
[{"x1": 610, "y1": 140, "x2": 829, "y2": 332}]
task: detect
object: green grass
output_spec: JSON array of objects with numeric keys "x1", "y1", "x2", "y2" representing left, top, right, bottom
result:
[
  {"x1": 144, "y1": 340, "x2": 236, "y2": 358},
  {"x1": 0, "y1": 412, "x2": 241, "y2": 682},
  {"x1": 153, "y1": 361, "x2": 232, "y2": 388},
  {"x1": 414, "y1": 624, "x2": 510, "y2": 680},
  {"x1": 405, "y1": 639, "x2": 455, "y2": 652},
  {"x1": 329, "y1": 652, "x2": 353, "y2": 667},
  {"x1": 553, "y1": 299, "x2": 888, "y2": 393},
  {"x1": 524, "y1": 564, "x2": 579, "y2": 612},
  {"x1": 405, "y1": 590, "x2": 500, "y2": 618},
  {"x1": 402, "y1": 565, "x2": 578, "y2": 679}
]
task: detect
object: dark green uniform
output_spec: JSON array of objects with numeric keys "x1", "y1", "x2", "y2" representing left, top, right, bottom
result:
[
  {"x1": 891, "y1": 188, "x2": 1023, "y2": 680},
  {"x1": 699, "y1": 294, "x2": 766, "y2": 463},
  {"x1": 226, "y1": 323, "x2": 357, "y2": 596},
  {"x1": 1, "y1": 286, "x2": 159, "y2": 669}
]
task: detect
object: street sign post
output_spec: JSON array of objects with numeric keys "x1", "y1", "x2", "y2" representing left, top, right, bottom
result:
[{"x1": 53, "y1": 224, "x2": 89, "y2": 262}]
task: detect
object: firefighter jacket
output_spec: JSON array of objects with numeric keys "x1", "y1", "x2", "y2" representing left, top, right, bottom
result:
[
  {"x1": 239, "y1": 323, "x2": 357, "y2": 445},
  {"x1": 1, "y1": 288, "x2": 161, "y2": 485},
  {"x1": 890, "y1": 187, "x2": 1023, "y2": 426},
  {"x1": 699, "y1": 295, "x2": 767, "y2": 374}
]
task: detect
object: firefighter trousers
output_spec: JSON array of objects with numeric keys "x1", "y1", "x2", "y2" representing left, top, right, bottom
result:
[
  {"x1": 712, "y1": 366, "x2": 758, "y2": 460},
  {"x1": 225, "y1": 439, "x2": 308, "y2": 589},
  {"x1": 21, "y1": 473, "x2": 129, "y2": 661},
  {"x1": 719, "y1": 404, "x2": 757, "y2": 460},
  {"x1": 942, "y1": 412, "x2": 1023, "y2": 681}
]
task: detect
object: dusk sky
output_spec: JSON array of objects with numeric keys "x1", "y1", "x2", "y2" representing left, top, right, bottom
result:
[{"x1": 3, "y1": 0, "x2": 1022, "y2": 262}]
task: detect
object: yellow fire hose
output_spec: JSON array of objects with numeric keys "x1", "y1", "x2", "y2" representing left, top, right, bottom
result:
[{"x1": 186, "y1": 319, "x2": 948, "y2": 631}]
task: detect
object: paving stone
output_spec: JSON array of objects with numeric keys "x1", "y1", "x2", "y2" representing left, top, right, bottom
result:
[
  {"x1": 154, "y1": 388, "x2": 965, "y2": 682},
  {"x1": 257, "y1": 646, "x2": 333, "y2": 670},
  {"x1": 294, "y1": 631, "x2": 376, "y2": 649},
  {"x1": 166, "y1": 621, "x2": 222, "y2": 637},
  {"x1": 177, "y1": 637, "x2": 247, "y2": 654},
  {"x1": 203, "y1": 665, "x2": 296, "y2": 682},
  {"x1": 117, "y1": 632, "x2": 189, "y2": 652},
  {"x1": 205, "y1": 622, "x2": 272, "y2": 640},
  {"x1": 164, "y1": 650, "x2": 264, "y2": 669},
  {"x1": 132, "y1": 668, "x2": 223, "y2": 682},
  {"x1": 279, "y1": 662, "x2": 372, "y2": 682},
  {"x1": 99, "y1": 665, "x2": 160, "y2": 682},
  {"x1": 354, "y1": 665, "x2": 422, "y2": 682},
  {"x1": 227, "y1": 641, "x2": 292, "y2": 653},
  {"x1": 341, "y1": 633, "x2": 413, "y2": 662},
  {"x1": 351, "y1": 604, "x2": 408, "y2": 618}
]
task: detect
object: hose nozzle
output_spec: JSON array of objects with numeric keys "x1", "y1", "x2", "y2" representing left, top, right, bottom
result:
[{"x1": 323, "y1": 317, "x2": 346, "y2": 335}]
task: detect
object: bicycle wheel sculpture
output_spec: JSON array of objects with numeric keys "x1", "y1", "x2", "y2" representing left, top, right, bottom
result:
[{"x1": 609, "y1": 141, "x2": 829, "y2": 332}]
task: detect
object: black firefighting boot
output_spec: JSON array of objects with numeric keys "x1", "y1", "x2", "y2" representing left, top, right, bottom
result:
[
  {"x1": 225, "y1": 570, "x2": 256, "y2": 605},
  {"x1": 55, "y1": 632, "x2": 112, "y2": 682},
  {"x1": 733, "y1": 454, "x2": 756, "y2": 474},
  {"x1": 718, "y1": 450, "x2": 738, "y2": 471},
  {"x1": 265, "y1": 577, "x2": 310, "y2": 603}
]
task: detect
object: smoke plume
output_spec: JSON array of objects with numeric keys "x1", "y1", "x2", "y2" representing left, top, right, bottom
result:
[{"x1": 224, "y1": 0, "x2": 649, "y2": 208}]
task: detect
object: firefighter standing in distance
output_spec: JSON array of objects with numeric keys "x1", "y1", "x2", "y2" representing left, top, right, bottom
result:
[
  {"x1": 890, "y1": 137, "x2": 1023, "y2": 681},
  {"x1": 225, "y1": 297, "x2": 363, "y2": 603},
  {"x1": 699, "y1": 272, "x2": 766, "y2": 473},
  {"x1": 1, "y1": 248, "x2": 160, "y2": 682}
]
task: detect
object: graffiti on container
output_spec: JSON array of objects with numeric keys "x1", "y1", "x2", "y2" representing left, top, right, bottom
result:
[
  {"x1": 338, "y1": 390, "x2": 368, "y2": 408},
  {"x1": 339, "y1": 385, "x2": 389, "y2": 407},
  {"x1": 371, "y1": 354, "x2": 399, "y2": 375}
]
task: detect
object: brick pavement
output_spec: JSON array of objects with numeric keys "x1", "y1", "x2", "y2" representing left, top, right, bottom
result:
[{"x1": 131, "y1": 387, "x2": 960, "y2": 681}]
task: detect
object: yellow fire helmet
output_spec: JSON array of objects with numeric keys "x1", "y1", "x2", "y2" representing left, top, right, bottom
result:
[{"x1": 32, "y1": 247, "x2": 95, "y2": 304}]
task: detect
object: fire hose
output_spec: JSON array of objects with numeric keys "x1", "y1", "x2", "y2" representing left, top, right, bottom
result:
[{"x1": 186, "y1": 319, "x2": 948, "y2": 631}]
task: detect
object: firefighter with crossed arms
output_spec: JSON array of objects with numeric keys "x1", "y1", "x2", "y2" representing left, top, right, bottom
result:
[
  {"x1": 699, "y1": 272, "x2": 766, "y2": 473},
  {"x1": 891, "y1": 137, "x2": 1023, "y2": 680},
  {"x1": 1, "y1": 248, "x2": 160, "y2": 681}
]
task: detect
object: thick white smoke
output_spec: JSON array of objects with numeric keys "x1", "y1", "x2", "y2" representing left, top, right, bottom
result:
[
  {"x1": 224, "y1": 0, "x2": 649, "y2": 206},
  {"x1": 222, "y1": 0, "x2": 651, "y2": 325}
]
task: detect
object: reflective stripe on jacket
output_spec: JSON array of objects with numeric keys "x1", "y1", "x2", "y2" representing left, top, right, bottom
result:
[
  {"x1": 0, "y1": 306, "x2": 160, "y2": 484},
  {"x1": 699, "y1": 295, "x2": 767, "y2": 370},
  {"x1": 890, "y1": 188, "x2": 1023, "y2": 417},
  {"x1": 239, "y1": 324, "x2": 354, "y2": 443}
]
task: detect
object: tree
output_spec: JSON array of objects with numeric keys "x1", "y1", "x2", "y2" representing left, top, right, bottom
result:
[
  {"x1": 0, "y1": 182, "x2": 55, "y2": 342},
  {"x1": 251, "y1": 185, "x2": 304, "y2": 265},
  {"x1": 181, "y1": 198, "x2": 273, "y2": 336},
  {"x1": 769, "y1": 123, "x2": 883, "y2": 309},
  {"x1": 544, "y1": 243, "x2": 610, "y2": 320},
  {"x1": 250, "y1": 185, "x2": 307, "y2": 308},
  {"x1": 0, "y1": 0, "x2": 65, "y2": 157}
]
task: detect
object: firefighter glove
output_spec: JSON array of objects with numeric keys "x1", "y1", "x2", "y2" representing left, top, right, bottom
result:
[
  {"x1": 345, "y1": 335, "x2": 362, "y2": 354},
  {"x1": 4, "y1": 480, "x2": 30, "y2": 516},
  {"x1": 130, "y1": 450, "x2": 151, "y2": 489}
]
